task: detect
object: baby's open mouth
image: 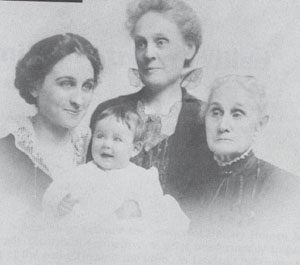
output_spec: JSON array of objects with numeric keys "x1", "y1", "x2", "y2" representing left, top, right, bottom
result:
[{"x1": 101, "y1": 153, "x2": 114, "y2": 158}]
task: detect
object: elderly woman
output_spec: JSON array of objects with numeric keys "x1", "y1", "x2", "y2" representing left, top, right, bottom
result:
[
  {"x1": 0, "y1": 33, "x2": 102, "y2": 212},
  {"x1": 189, "y1": 75, "x2": 299, "y2": 231},
  {"x1": 89, "y1": 0, "x2": 214, "y2": 214}
]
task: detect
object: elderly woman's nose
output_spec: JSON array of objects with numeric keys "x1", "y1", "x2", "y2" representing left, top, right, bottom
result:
[{"x1": 218, "y1": 114, "x2": 231, "y2": 132}]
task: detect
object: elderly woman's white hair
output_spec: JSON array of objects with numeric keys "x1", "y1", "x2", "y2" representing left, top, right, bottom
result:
[{"x1": 207, "y1": 75, "x2": 269, "y2": 119}]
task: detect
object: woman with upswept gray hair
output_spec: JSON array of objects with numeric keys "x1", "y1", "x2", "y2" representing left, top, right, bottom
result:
[
  {"x1": 189, "y1": 75, "x2": 300, "y2": 232},
  {"x1": 90, "y1": 0, "x2": 214, "y2": 217}
]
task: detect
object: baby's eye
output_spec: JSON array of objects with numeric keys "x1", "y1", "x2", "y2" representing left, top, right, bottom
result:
[
  {"x1": 95, "y1": 133, "x2": 104, "y2": 139},
  {"x1": 82, "y1": 81, "x2": 95, "y2": 92},
  {"x1": 114, "y1": 137, "x2": 122, "y2": 142}
]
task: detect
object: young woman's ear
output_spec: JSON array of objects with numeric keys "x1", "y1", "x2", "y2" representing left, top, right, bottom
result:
[
  {"x1": 131, "y1": 141, "x2": 143, "y2": 158},
  {"x1": 29, "y1": 81, "x2": 42, "y2": 98}
]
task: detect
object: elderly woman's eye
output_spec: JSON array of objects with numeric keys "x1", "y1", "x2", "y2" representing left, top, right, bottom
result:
[
  {"x1": 232, "y1": 110, "x2": 245, "y2": 118},
  {"x1": 156, "y1": 38, "x2": 168, "y2": 47},
  {"x1": 82, "y1": 81, "x2": 95, "y2": 92}
]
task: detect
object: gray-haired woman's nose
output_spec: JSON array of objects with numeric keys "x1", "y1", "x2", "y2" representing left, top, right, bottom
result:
[{"x1": 144, "y1": 43, "x2": 156, "y2": 59}]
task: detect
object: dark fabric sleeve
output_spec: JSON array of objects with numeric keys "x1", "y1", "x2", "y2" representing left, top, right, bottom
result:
[{"x1": 0, "y1": 135, "x2": 52, "y2": 211}]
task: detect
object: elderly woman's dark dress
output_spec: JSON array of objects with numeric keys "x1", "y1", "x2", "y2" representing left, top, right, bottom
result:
[
  {"x1": 88, "y1": 87, "x2": 214, "y2": 216},
  {"x1": 189, "y1": 151, "x2": 299, "y2": 230}
]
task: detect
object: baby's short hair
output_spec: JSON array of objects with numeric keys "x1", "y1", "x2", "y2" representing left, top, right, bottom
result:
[{"x1": 90, "y1": 103, "x2": 145, "y2": 143}]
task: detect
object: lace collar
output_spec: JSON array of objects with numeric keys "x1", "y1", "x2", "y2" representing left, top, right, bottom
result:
[
  {"x1": 214, "y1": 148, "x2": 253, "y2": 167},
  {"x1": 136, "y1": 90, "x2": 183, "y2": 151},
  {"x1": 8, "y1": 117, "x2": 90, "y2": 177},
  {"x1": 214, "y1": 148, "x2": 257, "y2": 177}
]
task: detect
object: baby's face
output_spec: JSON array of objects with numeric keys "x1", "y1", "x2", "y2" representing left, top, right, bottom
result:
[{"x1": 91, "y1": 116, "x2": 136, "y2": 170}]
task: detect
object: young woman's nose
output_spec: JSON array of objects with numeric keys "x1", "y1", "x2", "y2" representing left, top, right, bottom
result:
[
  {"x1": 70, "y1": 88, "x2": 84, "y2": 109},
  {"x1": 218, "y1": 114, "x2": 231, "y2": 133}
]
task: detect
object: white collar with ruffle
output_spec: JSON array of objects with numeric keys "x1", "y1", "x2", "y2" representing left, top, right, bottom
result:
[{"x1": 5, "y1": 117, "x2": 90, "y2": 178}]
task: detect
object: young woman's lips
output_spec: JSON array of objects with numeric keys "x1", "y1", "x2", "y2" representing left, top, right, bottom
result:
[
  {"x1": 216, "y1": 138, "x2": 233, "y2": 141},
  {"x1": 65, "y1": 109, "x2": 81, "y2": 115}
]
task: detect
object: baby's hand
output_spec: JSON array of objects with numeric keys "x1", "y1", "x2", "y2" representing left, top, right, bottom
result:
[
  {"x1": 115, "y1": 200, "x2": 142, "y2": 220},
  {"x1": 57, "y1": 194, "x2": 79, "y2": 217}
]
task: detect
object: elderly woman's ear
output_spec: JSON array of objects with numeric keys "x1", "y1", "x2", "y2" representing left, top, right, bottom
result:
[{"x1": 257, "y1": 114, "x2": 269, "y2": 133}]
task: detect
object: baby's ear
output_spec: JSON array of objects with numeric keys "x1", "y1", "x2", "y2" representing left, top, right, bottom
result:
[{"x1": 131, "y1": 141, "x2": 143, "y2": 157}]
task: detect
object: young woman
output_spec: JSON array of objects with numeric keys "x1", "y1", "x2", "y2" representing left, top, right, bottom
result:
[{"x1": 0, "y1": 33, "x2": 102, "y2": 212}]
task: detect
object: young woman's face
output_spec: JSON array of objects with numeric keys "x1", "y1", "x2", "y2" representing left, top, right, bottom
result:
[
  {"x1": 91, "y1": 116, "x2": 137, "y2": 170},
  {"x1": 33, "y1": 53, "x2": 95, "y2": 130},
  {"x1": 205, "y1": 84, "x2": 261, "y2": 160},
  {"x1": 133, "y1": 11, "x2": 194, "y2": 90}
]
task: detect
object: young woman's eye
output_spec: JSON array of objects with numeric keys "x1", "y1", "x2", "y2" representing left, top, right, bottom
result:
[
  {"x1": 58, "y1": 80, "x2": 75, "y2": 88},
  {"x1": 210, "y1": 108, "x2": 223, "y2": 117},
  {"x1": 156, "y1": 38, "x2": 168, "y2": 47},
  {"x1": 82, "y1": 81, "x2": 95, "y2": 92},
  {"x1": 135, "y1": 39, "x2": 147, "y2": 50}
]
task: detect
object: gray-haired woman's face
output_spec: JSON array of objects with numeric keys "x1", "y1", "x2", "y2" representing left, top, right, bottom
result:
[
  {"x1": 205, "y1": 83, "x2": 261, "y2": 159},
  {"x1": 133, "y1": 11, "x2": 195, "y2": 90}
]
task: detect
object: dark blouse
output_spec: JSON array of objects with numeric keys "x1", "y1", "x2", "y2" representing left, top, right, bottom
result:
[
  {"x1": 88, "y1": 88, "x2": 215, "y2": 214},
  {"x1": 189, "y1": 151, "x2": 300, "y2": 231},
  {"x1": 0, "y1": 134, "x2": 52, "y2": 211}
]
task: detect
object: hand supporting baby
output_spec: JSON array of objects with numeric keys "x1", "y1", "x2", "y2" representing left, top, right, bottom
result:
[
  {"x1": 57, "y1": 193, "x2": 79, "y2": 217},
  {"x1": 114, "y1": 200, "x2": 142, "y2": 220}
]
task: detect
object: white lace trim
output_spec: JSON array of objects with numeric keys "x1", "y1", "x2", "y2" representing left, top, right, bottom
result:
[
  {"x1": 214, "y1": 148, "x2": 253, "y2": 167},
  {"x1": 8, "y1": 117, "x2": 90, "y2": 177}
]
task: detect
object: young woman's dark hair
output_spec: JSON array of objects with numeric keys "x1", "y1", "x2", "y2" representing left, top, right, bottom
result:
[{"x1": 15, "y1": 33, "x2": 103, "y2": 105}]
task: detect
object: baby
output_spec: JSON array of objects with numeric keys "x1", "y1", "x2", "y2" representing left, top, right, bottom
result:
[{"x1": 43, "y1": 103, "x2": 188, "y2": 231}]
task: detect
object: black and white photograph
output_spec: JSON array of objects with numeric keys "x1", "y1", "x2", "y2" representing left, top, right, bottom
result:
[{"x1": 0, "y1": 0, "x2": 299, "y2": 264}]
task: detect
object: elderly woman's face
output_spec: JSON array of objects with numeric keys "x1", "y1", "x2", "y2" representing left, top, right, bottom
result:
[
  {"x1": 32, "y1": 53, "x2": 95, "y2": 130},
  {"x1": 133, "y1": 11, "x2": 194, "y2": 90},
  {"x1": 205, "y1": 84, "x2": 261, "y2": 160}
]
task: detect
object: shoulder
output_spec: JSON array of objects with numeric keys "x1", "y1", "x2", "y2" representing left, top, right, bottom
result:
[
  {"x1": 92, "y1": 90, "x2": 142, "y2": 114},
  {"x1": 182, "y1": 90, "x2": 207, "y2": 122},
  {"x1": 258, "y1": 159, "x2": 300, "y2": 201}
]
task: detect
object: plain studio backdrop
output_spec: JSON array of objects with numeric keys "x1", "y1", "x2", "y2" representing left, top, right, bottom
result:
[{"x1": 0, "y1": 0, "x2": 299, "y2": 175}]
